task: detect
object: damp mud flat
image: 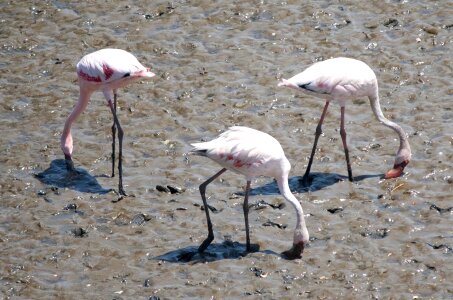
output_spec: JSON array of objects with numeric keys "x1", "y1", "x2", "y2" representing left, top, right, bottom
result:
[{"x1": 0, "y1": 1, "x2": 452, "y2": 299}]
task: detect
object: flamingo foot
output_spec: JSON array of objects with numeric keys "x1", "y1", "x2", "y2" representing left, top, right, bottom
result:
[
  {"x1": 64, "y1": 155, "x2": 82, "y2": 179},
  {"x1": 118, "y1": 187, "x2": 128, "y2": 197},
  {"x1": 281, "y1": 241, "x2": 305, "y2": 260},
  {"x1": 111, "y1": 188, "x2": 133, "y2": 202},
  {"x1": 299, "y1": 174, "x2": 311, "y2": 188},
  {"x1": 65, "y1": 155, "x2": 75, "y2": 172},
  {"x1": 198, "y1": 233, "x2": 214, "y2": 253}
]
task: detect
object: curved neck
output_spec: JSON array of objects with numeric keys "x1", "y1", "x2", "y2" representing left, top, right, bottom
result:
[
  {"x1": 62, "y1": 88, "x2": 92, "y2": 136},
  {"x1": 276, "y1": 175, "x2": 309, "y2": 243},
  {"x1": 368, "y1": 88, "x2": 411, "y2": 154}
]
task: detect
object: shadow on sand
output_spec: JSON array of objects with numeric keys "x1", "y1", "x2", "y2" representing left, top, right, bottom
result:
[
  {"x1": 154, "y1": 241, "x2": 281, "y2": 264},
  {"x1": 157, "y1": 172, "x2": 382, "y2": 262},
  {"x1": 245, "y1": 172, "x2": 384, "y2": 196},
  {"x1": 34, "y1": 159, "x2": 112, "y2": 194}
]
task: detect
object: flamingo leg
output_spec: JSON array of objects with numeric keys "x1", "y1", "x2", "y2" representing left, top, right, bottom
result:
[
  {"x1": 243, "y1": 180, "x2": 251, "y2": 251},
  {"x1": 198, "y1": 168, "x2": 227, "y2": 253},
  {"x1": 340, "y1": 106, "x2": 353, "y2": 181},
  {"x1": 111, "y1": 92, "x2": 117, "y2": 178},
  {"x1": 107, "y1": 99, "x2": 127, "y2": 197},
  {"x1": 303, "y1": 101, "x2": 330, "y2": 185}
]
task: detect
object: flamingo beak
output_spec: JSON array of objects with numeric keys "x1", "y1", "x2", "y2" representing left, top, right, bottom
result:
[
  {"x1": 135, "y1": 68, "x2": 155, "y2": 78},
  {"x1": 278, "y1": 78, "x2": 298, "y2": 89},
  {"x1": 384, "y1": 160, "x2": 409, "y2": 179},
  {"x1": 281, "y1": 241, "x2": 305, "y2": 260}
]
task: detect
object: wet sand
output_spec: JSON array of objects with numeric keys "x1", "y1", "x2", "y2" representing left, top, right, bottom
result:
[{"x1": 0, "y1": 1, "x2": 452, "y2": 299}]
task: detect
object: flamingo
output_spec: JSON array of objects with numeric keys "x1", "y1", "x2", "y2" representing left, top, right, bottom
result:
[
  {"x1": 189, "y1": 126, "x2": 309, "y2": 259},
  {"x1": 61, "y1": 48, "x2": 155, "y2": 196},
  {"x1": 278, "y1": 57, "x2": 411, "y2": 183}
]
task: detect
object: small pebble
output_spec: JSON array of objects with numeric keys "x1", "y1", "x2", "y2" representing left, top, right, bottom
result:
[
  {"x1": 72, "y1": 227, "x2": 87, "y2": 237},
  {"x1": 423, "y1": 26, "x2": 439, "y2": 35},
  {"x1": 427, "y1": 243, "x2": 453, "y2": 252},
  {"x1": 167, "y1": 185, "x2": 184, "y2": 194},
  {"x1": 144, "y1": 278, "x2": 152, "y2": 287},
  {"x1": 63, "y1": 203, "x2": 77, "y2": 211},
  {"x1": 198, "y1": 203, "x2": 219, "y2": 213},
  {"x1": 156, "y1": 185, "x2": 170, "y2": 193},
  {"x1": 383, "y1": 18, "x2": 399, "y2": 28},
  {"x1": 250, "y1": 267, "x2": 268, "y2": 278},
  {"x1": 429, "y1": 204, "x2": 452, "y2": 213},
  {"x1": 262, "y1": 220, "x2": 287, "y2": 229},
  {"x1": 131, "y1": 214, "x2": 148, "y2": 226},
  {"x1": 327, "y1": 207, "x2": 343, "y2": 214},
  {"x1": 361, "y1": 228, "x2": 389, "y2": 239}
]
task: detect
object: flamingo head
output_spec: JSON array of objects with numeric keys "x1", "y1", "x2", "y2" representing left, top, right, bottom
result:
[
  {"x1": 281, "y1": 241, "x2": 305, "y2": 260},
  {"x1": 281, "y1": 227, "x2": 308, "y2": 260},
  {"x1": 384, "y1": 159, "x2": 410, "y2": 179},
  {"x1": 384, "y1": 147, "x2": 411, "y2": 179}
]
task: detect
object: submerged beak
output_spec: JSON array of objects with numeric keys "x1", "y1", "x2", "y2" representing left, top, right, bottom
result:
[
  {"x1": 384, "y1": 160, "x2": 409, "y2": 179},
  {"x1": 281, "y1": 241, "x2": 305, "y2": 260}
]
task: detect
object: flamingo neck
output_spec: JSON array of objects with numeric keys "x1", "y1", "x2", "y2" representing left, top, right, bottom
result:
[
  {"x1": 61, "y1": 87, "x2": 92, "y2": 156},
  {"x1": 276, "y1": 175, "x2": 309, "y2": 244},
  {"x1": 368, "y1": 87, "x2": 411, "y2": 161}
]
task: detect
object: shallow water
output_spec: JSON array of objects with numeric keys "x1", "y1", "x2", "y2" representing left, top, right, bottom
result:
[{"x1": 1, "y1": 1, "x2": 452, "y2": 299}]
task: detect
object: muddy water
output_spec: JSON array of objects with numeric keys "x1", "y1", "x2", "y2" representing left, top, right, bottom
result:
[{"x1": 1, "y1": 1, "x2": 452, "y2": 299}]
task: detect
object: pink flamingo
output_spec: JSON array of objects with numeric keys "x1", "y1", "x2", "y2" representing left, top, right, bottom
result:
[
  {"x1": 190, "y1": 126, "x2": 309, "y2": 259},
  {"x1": 278, "y1": 57, "x2": 411, "y2": 183},
  {"x1": 61, "y1": 48, "x2": 155, "y2": 196}
]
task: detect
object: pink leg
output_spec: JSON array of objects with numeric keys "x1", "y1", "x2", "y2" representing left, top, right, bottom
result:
[
  {"x1": 198, "y1": 168, "x2": 227, "y2": 253},
  {"x1": 303, "y1": 101, "x2": 330, "y2": 184},
  {"x1": 340, "y1": 106, "x2": 353, "y2": 181}
]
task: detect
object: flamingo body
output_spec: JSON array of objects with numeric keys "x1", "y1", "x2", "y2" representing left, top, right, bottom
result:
[
  {"x1": 190, "y1": 126, "x2": 309, "y2": 259},
  {"x1": 278, "y1": 57, "x2": 411, "y2": 180},
  {"x1": 280, "y1": 57, "x2": 376, "y2": 104},
  {"x1": 191, "y1": 126, "x2": 288, "y2": 180},
  {"x1": 61, "y1": 48, "x2": 155, "y2": 197}
]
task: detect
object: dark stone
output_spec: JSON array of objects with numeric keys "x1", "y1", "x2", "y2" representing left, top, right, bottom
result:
[
  {"x1": 156, "y1": 185, "x2": 170, "y2": 193},
  {"x1": 327, "y1": 207, "x2": 343, "y2": 214},
  {"x1": 63, "y1": 203, "x2": 77, "y2": 211},
  {"x1": 144, "y1": 278, "x2": 152, "y2": 287},
  {"x1": 429, "y1": 204, "x2": 452, "y2": 213},
  {"x1": 72, "y1": 227, "x2": 87, "y2": 237},
  {"x1": 167, "y1": 185, "x2": 184, "y2": 194},
  {"x1": 361, "y1": 228, "x2": 389, "y2": 239},
  {"x1": 262, "y1": 220, "x2": 287, "y2": 229},
  {"x1": 383, "y1": 18, "x2": 399, "y2": 27}
]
